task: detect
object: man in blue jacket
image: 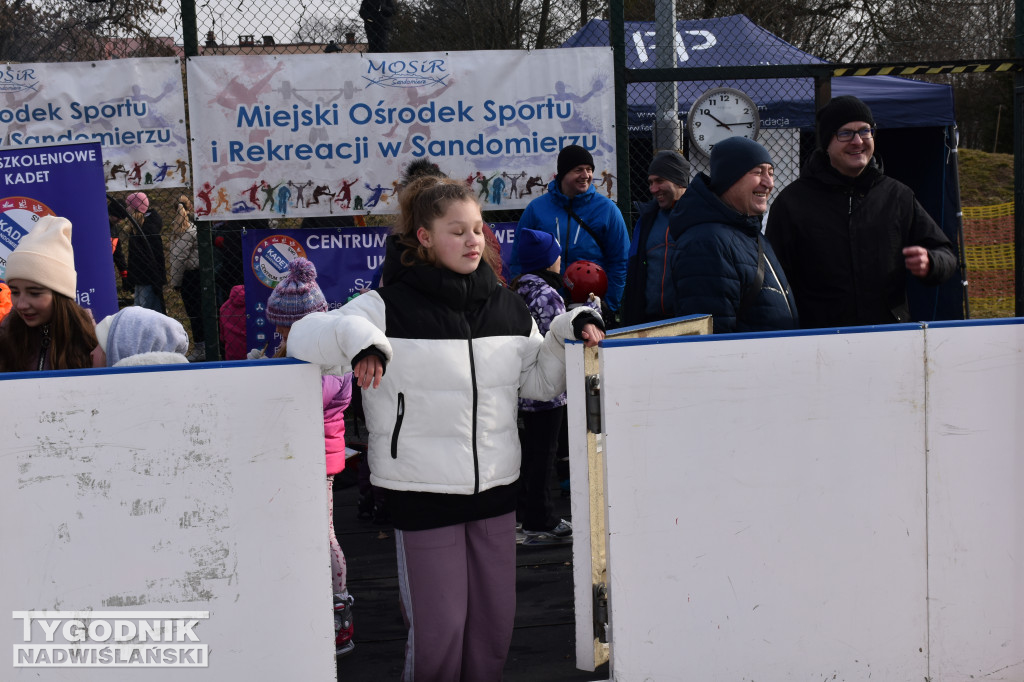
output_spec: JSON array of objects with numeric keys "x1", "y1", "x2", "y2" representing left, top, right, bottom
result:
[
  {"x1": 669, "y1": 137, "x2": 798, "y2": 333},
  {"x1": 511, "y1": 145, "x2": 629, "y2": 316},
  {"x1": 622, "y1": 150, "x2": 690, "y2": 326}
]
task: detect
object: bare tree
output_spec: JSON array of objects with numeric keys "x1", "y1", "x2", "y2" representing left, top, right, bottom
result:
[
  {"x1": 294, "y1": 14, "x2": 363, "y2": 44},
  {"x1": 0, "y1": 0, "x2": 168, "y2": 63}
]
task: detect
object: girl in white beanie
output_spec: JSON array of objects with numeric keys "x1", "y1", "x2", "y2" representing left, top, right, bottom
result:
[{"x1": 0, "y1": 216, "x2": 97, "y2": 372}]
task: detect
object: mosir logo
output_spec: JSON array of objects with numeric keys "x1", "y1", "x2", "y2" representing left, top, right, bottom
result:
[
  {"x1": 363, "y1": 57, "x2": 448, "y2": 88},
  {"x1": 12, "y1": 611, "x2": 210, "y2": 668},
  {"x1": 0, "y1": 67, "x2": 39, "y2": 94}
]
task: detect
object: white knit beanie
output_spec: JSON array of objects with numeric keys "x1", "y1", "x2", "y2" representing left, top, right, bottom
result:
[
  {"x1": 105, "y1": 306, "x2": 189, "y2": 366},
  {"x1": 94, "y1": 314, "x2": 114, "y2": 352},
  {"x1": 5, "y1": 216, "x2": 77, "y2": 299}
]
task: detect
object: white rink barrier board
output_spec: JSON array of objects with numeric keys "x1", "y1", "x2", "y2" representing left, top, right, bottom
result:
[
  {"x1": 569, "y1": 320, "x2": 1024, "y2": 681},
  {"x1": 1, "y1": 360, "x2": 337, "y2": 681}
]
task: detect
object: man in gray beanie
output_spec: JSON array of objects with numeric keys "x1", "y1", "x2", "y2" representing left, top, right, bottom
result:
[
  {"x1": 765, "y1": 95, "x2": 956, "y2": 328},
  {"x1": 666, "y1": 136, "x2": 798, "y2": 333},
  {"x1": 622, "y1": 150, "x2": 691, "y2": 325}
]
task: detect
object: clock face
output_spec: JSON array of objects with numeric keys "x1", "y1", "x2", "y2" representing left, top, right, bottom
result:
[{"x1": 686, "y1": 87, "x2": 760, "y2": 157}]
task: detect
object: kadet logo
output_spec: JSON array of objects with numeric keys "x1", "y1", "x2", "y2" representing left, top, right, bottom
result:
[
  {"x1": 251, "y1": 234, "x2": 306, "y2": 288},
  {"x1": 12, "y1": 611, "x2": 210, "y2": 668}
]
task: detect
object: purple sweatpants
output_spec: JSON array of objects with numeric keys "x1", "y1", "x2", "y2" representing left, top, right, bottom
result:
[{"x1": 395, "y1": 512, "x2": 517, "y2": 681}]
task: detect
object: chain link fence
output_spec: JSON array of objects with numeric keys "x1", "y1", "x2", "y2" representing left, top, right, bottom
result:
[{"x1": 3, "y1": 0, "x2": 1015, "y2": 356}]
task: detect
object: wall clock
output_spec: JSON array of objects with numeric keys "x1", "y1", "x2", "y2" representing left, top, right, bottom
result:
[{"x1": 686, "y1": 87, "x2": 760, "y2": 157}]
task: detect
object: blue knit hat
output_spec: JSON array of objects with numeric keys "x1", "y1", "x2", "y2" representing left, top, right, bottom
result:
[
  {"x1": 517, "y1": 227, "x2": 561, "y2": 273},
  {"x1": 266, "y1": 258, "x2": 328, "y2": 326},
  {"x1": 708, "y1": 137, "x2": 774, "y2": 195}
]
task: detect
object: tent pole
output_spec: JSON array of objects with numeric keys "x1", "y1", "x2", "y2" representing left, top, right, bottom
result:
[{"x1": 814, "y1": 76, "x2": 831, "y2": 115}]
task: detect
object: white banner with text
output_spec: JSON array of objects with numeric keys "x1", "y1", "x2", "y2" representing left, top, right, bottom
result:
[
  {"x1": 185, "y1": 48, "x2": 616, "y2": 219},
  {"x1": 0, "y1": 59, "x2": 190, "y2": 191}
]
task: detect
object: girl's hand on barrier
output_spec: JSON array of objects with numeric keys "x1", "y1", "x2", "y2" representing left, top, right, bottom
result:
[
  {"x1": 354, "y1": 354, "x2": 384, "y2": 389},
  {"x1": 580, "y1": 323, "x2": 604, "y2": 348}
]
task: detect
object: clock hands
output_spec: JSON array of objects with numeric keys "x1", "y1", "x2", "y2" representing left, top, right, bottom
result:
[
  {"x1": 704, "y1": 112, "x2": 732, "y2": 130},
  {"x1": 704, "y1": 112, "x2": 755, "y2": 130},
  {"x1": 704, "y1": 113, "x2": 755, "y2": 131}
]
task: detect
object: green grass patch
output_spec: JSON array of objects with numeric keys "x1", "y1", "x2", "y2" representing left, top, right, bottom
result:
[{"x1": 959, "y1": 148, "x2": 1013, "y2": 206}]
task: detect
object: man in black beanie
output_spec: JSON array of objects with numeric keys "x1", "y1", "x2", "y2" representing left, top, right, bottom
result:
[
  {"x1": 622, "y1": 150, "x2": 691, "y2": 325},
  {"x1": 765, "y1": 95, "x2": 956, "y2": 328},
  {"x1": 512, "y1": 144, "x2": 629, "y2": 318},
  {"x1": 666, "y1": 136, "x2": 798, "y2": 333}
]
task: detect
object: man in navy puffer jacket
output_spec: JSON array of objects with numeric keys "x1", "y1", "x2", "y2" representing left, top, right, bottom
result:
[{"x1": 668, "y1": 137, "x2": 798, "y2": 333}]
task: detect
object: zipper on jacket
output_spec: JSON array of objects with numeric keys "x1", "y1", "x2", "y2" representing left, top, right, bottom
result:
[
  {"x1": 765, "y1": 257, "x2": 794, "y2": 318},
  {"x1": 659, "y1": 224, "x2": 671, "y2": 315},
  {"x1": 38, "y1": 324, "x2": 51, "y2": 371},
  {"x1": 465, "y1": 316, "x2": 481, "y2": 494},
  {"x1": 564, "y1": 202, "x2": 573, "y2": 266},
  {"x1": 390, "y1": 392, "x2": 405, "y2": 459}
]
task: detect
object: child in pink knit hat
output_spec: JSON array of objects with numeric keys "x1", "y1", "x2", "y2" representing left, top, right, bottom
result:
[
  {"x1": 266, "y1": 258, "x2": 357, "y2": 657},
  {"x1": 122, "y1": 191, "x2": 166, "y2": 314}
]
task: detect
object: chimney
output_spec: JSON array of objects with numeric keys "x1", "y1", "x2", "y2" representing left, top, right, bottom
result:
[
  {"x1": 345, "y1": 32, "x2": 356, "y2": 45},
  {"x1": 239, "y1": 34, "x2": 254, "y2": 46},
  {"x1": 262, "y1": 35, "x2": 276, "y2": 46},
  {"x1": 204, "y1": 31, "x2": 218, "y2": 47}
]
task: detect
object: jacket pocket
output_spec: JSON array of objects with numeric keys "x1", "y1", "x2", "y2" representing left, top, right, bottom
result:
[
  {"x1": 390, "y1": 392, "x2": 405, "y2": 459},
  {"x1": 890, "y1": 301, "x2": 910, "y2": 323}
]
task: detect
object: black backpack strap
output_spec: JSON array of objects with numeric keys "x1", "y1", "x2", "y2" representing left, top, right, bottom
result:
[
  {"x1": 566, "y1": 205, "x2": 603, "y2": 246},
  {"x1": 738, "y1": 233, "x2": 765, "y2": 320}
]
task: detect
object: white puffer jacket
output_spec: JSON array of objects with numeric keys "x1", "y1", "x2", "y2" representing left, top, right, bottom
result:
[{"x1": 287, "y1": 246, "x2": 599, "y2": 496}]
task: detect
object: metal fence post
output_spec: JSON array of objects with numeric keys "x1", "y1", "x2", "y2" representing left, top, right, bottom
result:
[
  {"x1": 1015, "y1": 0, "x2": 1024, "y2": 315},
  {"x1": 181, "y1": 0, "x2": 198, "y2": 57},
  {"x1": 609, "y1": 0, "x2": 632, "y2": 229},
  {"x1": 181, "y1": 0, "x2": 222, "y2": 360},
  {"x1": 652, "y1": 0, "x2": 681, "y2": 153}
]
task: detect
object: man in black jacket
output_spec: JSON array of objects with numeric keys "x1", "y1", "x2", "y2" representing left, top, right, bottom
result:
[
  {"x1": 360, "y1": 0, "x2": 396, "y2": 53},
  {"x1": 622, "y1": 150, "x2": 689, "y2": 326},
  {"x1": 765, "y1": 96, "x2": 957, "y2": 328}
]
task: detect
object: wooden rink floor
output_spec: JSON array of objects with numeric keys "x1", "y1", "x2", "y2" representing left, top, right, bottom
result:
[{"x1": 333, "y1": 454, "x2": 609, "y2": 681}]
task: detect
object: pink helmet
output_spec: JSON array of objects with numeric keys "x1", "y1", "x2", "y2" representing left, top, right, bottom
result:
[{"x1": 563, "y1": 260, "x2": 608, "y2": 304}]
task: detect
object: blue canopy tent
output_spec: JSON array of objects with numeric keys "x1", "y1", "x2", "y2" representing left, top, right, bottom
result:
[{"x1": 563, "y1": 15, "x2": 965, "y2": 321}]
